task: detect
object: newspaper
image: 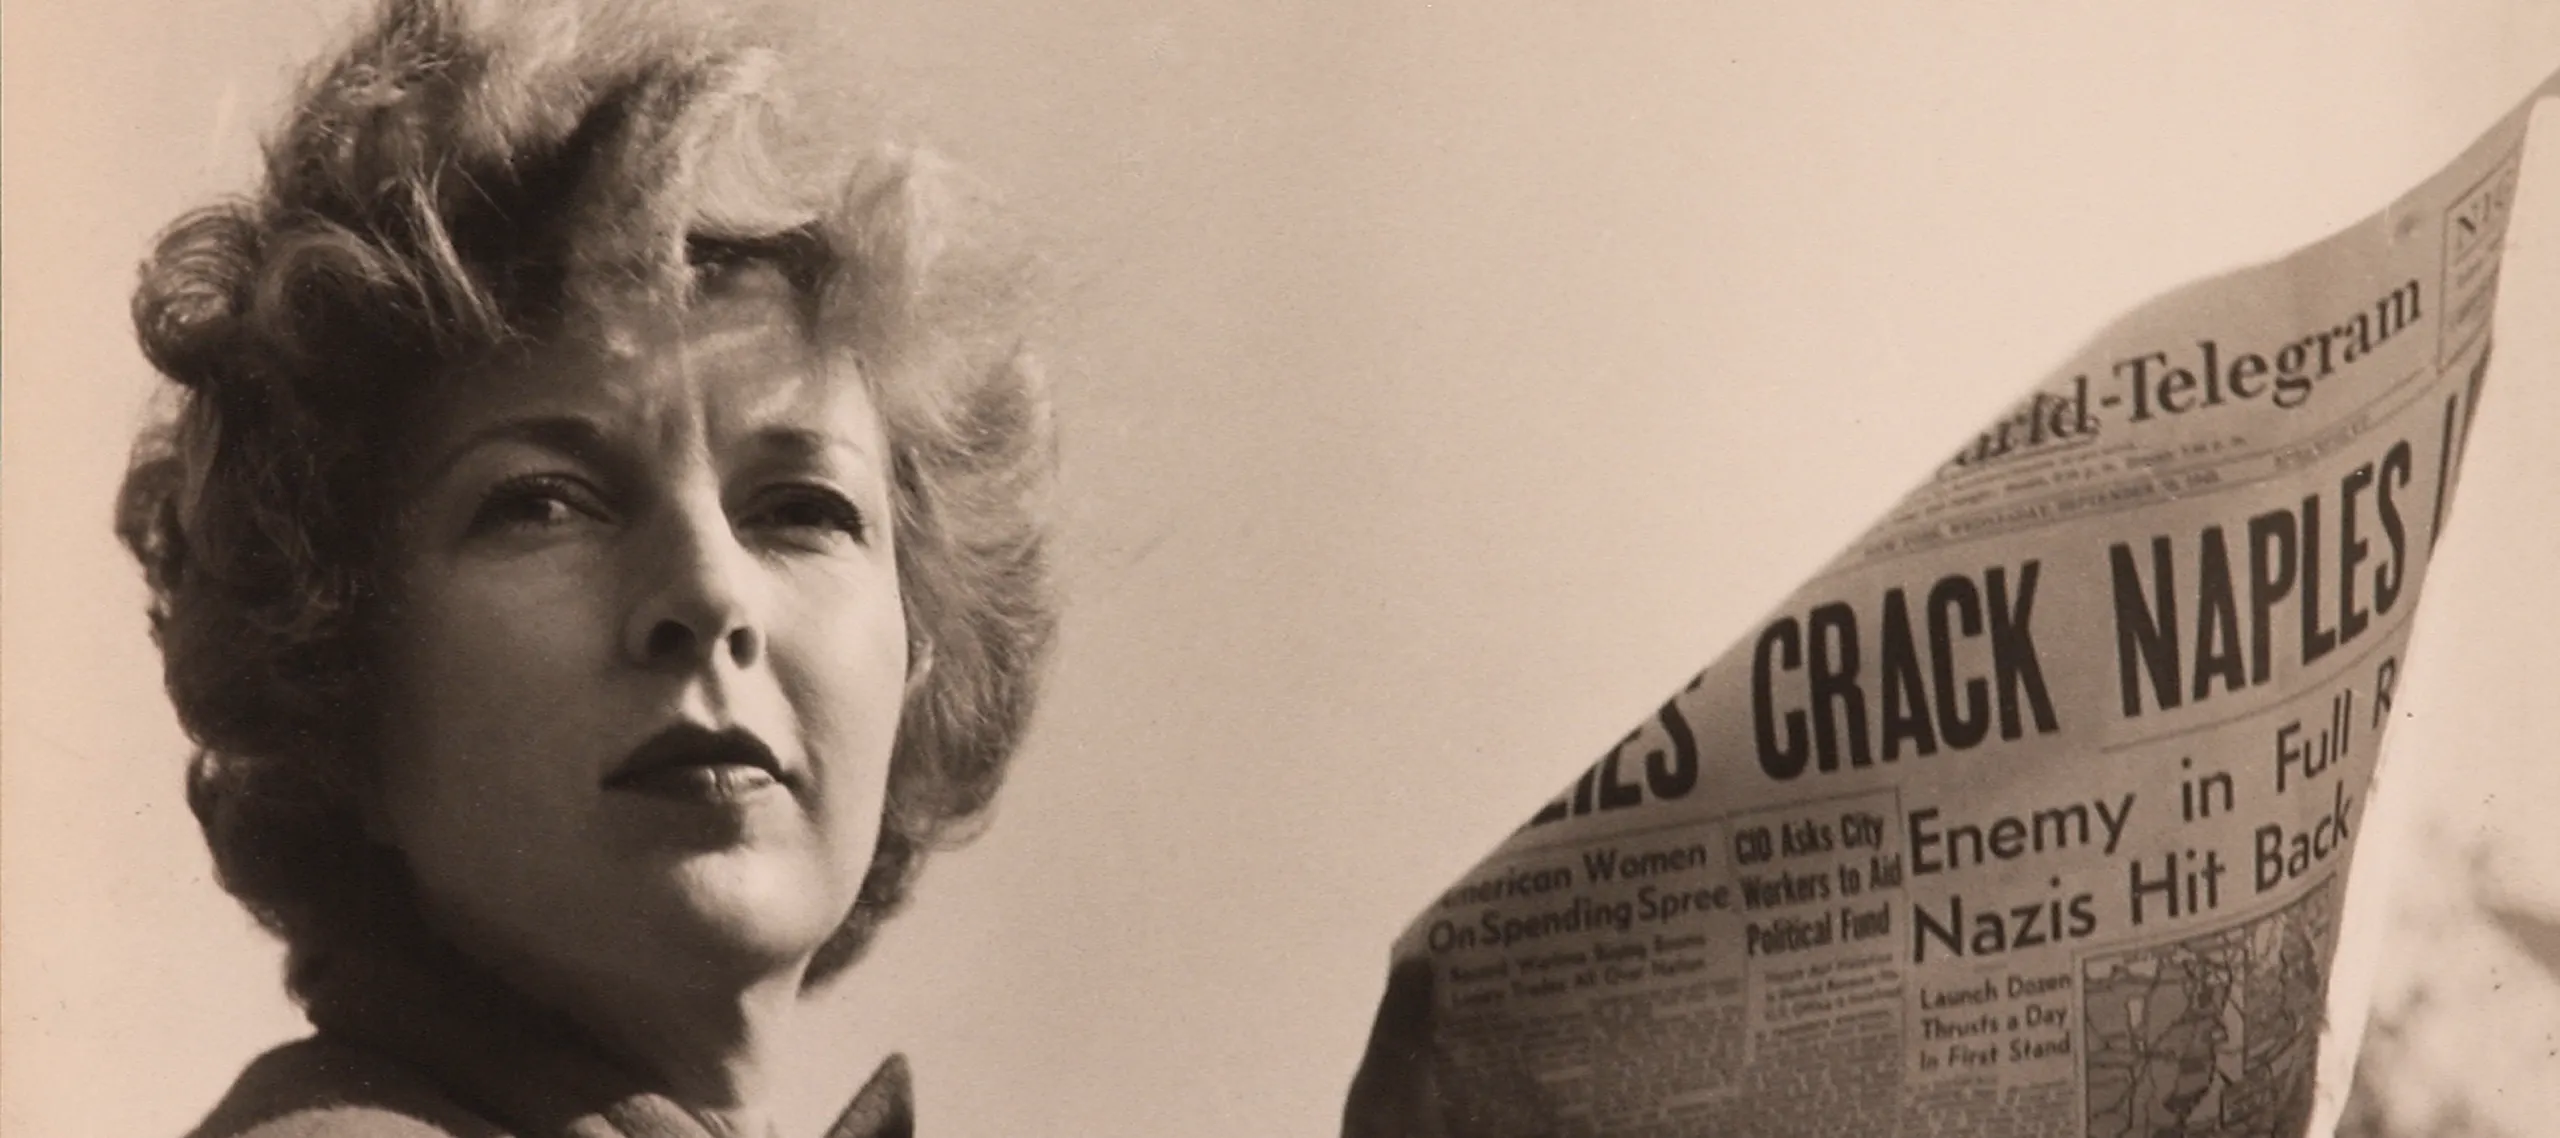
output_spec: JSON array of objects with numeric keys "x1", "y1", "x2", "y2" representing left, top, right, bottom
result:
[{"x1": 1344, "y1": 73, "x2": 2560, "y2": 1138}]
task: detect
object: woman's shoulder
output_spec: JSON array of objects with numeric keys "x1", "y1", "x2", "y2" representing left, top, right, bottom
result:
[{"x1": 184, "y1": 1038, "x2": 504, "y2": 1138}]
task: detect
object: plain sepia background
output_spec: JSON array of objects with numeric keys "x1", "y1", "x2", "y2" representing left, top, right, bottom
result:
[{"x1": 7, "y1": 2, "x2": 2560, "y2": 1137}]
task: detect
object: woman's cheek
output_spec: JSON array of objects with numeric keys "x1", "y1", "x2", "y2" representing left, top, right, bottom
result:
[
  {"x1": 466, "y1": 552, "x2": 617, "y2": 652},
  {"x1": 776, "y1": 573, "x2": 907, "y2": 777},
  {"x1": 402, "y1": 563, "x2": 614, "y2": 738},
  {"x1": 785, "y1": 559, "x2": 907, "y2": 670}
]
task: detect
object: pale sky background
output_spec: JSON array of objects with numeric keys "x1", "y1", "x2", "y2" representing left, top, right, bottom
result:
[{"x1": 6, "y1": 3, "x2": 2559, "y2": 1138}]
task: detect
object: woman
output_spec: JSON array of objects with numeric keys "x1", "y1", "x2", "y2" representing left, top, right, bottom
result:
[{"x1": 115, "y1": 1, "x2": 1055, "y2": 1134}]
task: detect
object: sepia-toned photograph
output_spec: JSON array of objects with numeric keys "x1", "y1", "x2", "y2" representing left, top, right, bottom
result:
[{"x1": 5, "y1": 3, "x2": 2557, "y2": 1137}]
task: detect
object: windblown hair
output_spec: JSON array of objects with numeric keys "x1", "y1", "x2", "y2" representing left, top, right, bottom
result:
[{"x1": 116, "y1": 0, "x2": 1055, "y2": 991}]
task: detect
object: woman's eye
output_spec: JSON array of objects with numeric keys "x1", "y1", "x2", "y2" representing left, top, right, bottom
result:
[
  {"x1": 467, "y1": 475, "x2": 604, "y2": 536},
  {"x1": 744, "y1": 485, "x2": 869, "y2": 545}
]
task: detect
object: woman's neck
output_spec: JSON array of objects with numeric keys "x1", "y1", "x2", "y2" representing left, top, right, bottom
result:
[
  {"x1": 412, "y1": 900, "x2": 814, "y2": 1138},
  {"x1": 562, "y1": 968, "x2": 806, "y2": 1138}
]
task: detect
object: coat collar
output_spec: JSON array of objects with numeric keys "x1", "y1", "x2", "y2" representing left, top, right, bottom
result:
[{"x1": 299, "y1": 934, "x2": 911, "y2": 1138}]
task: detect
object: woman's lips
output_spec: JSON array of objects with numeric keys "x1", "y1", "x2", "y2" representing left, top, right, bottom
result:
[
  {"x1": 608, "y1": 761, "x2": 780, "y2": 802},
  {"x1": 603, "y1": 725, "x2": 794, "y2": 804}
]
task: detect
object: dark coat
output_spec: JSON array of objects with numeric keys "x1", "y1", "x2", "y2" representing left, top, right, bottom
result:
[{"x1": 183, "y1": 937, "x2": 912, "y2": 1138}]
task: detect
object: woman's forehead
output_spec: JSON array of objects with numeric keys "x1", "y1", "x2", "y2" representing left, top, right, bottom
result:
[{"x1": 414, "y1": 291, "x2": 884, "y2": 468}]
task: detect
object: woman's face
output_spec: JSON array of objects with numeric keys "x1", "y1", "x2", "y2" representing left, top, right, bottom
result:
[{"x1": 373, "y1": 279, "x2": 907, "y2": 1001}]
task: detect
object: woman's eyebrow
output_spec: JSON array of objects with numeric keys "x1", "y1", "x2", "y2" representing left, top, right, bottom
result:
[
  {"x1": 420, "y1": 414, "x2": 619, "y2": 486},
  {"x1": 740, "y1": 425, "x2": 876, "y2": 471}
]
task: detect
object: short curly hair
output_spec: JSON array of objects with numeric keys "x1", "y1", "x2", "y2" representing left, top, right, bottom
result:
[{"x1": 115, "y1": 0, "x2": 1055, "y2": 992}]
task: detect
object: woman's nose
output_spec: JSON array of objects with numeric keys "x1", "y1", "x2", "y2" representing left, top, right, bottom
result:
[{"x1": 622, "y1": 494, "x2": 764, "y2": 673}]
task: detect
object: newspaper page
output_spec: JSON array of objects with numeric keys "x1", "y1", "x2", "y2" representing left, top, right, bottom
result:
[{"x1": 1344, "y1": 72, "x2": 2560, "y2": 1138}]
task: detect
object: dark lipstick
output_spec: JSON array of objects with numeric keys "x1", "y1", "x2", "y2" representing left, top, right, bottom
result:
[{"x1": 602, "y1": 724, "x2": 792, "y2": 804}]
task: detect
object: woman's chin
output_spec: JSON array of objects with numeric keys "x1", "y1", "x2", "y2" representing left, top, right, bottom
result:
[{"x1": 634, "y1": 849, "x2": 859, "y2": 978}]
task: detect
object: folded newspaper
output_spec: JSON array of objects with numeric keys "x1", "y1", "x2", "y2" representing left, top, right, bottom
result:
[{"x1": 1344, "y1": 72, "x2": 2560, "y2": 1138}]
